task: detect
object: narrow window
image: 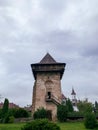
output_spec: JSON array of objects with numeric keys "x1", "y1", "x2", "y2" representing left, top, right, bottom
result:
[{"x1": 47, "y1": 92, "x2": 51, "y2": 99}]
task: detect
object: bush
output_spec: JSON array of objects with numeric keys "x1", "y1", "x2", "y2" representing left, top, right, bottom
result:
[
  {"x1": 0, "y1": 109, "x2": 2, "y2": 118},
  {"x1": 8, "y1": 116, "x2": 14, "y2": 123},
  {"x1": 84, "y1": 113, "x2": 97, "y2": 129},
  {"x1": 68, "y1": 111, "x2": 84, "y2": 120},
  {"x1": 77, "y1": 101, "x2": 93, "y2": 113},
  {"x1": 21, "y1": 119, "x2": 60, "y2": 130},
  {"x1": 2, "y1": 114, "x2": 14, "y2": 123},
  {"x1": 66, "y1": 99, "x2": 74, "y2": 112},
  {"x1": 14, "y1": 108, "x2": 29, "y2": 118},
  {"x1": 33, "y1": 107, "x2": 48, "y2": 119},
  {"x1": 57, "y1": 104, "x2": 68, "y2": 122}
]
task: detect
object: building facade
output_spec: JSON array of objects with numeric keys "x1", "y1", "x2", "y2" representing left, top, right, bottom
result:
[{"x1": 31, "y1": 53, "x2": 66, "y2": 121}]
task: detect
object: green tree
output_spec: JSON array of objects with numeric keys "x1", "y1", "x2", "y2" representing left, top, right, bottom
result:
[
  {"x1": 66, "y1": 99, "x2": 74, "y2": 112},
  {"x1": 14, "y1": 108, "x2": 29, "y2": 118},
  {"x1": 2, "y1": 98, "x2": 9, "y2": 118},
  {"x1": 1, "y1": 98, "x2": 9, "y2": 123},
  {"x1": 77, "y1": 100, "x2": 93, "y2": 113},
  {"x1": 57, "y1": 104, "x2": 68, "y2": 122},
  {"x1": 84, "y1": 113, "x2": 97, "y2": 129},
  {"x1": 33, "y1": 107, "x2": 48, "y2": 119},
  {"x1": 95, "y1": 101, "x2": 98, "y2": 109}
]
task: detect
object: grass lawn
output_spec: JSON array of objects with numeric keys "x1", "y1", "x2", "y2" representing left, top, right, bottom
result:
[
  {"x1": 0, "y1": 123, "x2": 24, "y2": 130},
  {"x1": 58, "y1": 122, "x2": 89, "y2": 130},
  {"x1": 0, "y1": 121, "x2": 98, "y2": 130}
]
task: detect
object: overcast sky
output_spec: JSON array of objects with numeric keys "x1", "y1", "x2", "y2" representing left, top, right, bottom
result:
[{"x1": 0, "y1": 0, "x2": 98, "y2": 107}]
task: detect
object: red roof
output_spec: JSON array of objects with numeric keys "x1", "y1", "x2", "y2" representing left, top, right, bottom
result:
[
  {"x1": 62, "y1": 94, "x2": 67, "y2": 100},
  {"x1": 0, "y1": 102, "x2": 19, "y2": 109}
]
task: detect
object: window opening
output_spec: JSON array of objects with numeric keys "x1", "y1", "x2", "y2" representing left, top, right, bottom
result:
[{"x1": 47, "y1": 92, "x2": 51, "y2": 99}]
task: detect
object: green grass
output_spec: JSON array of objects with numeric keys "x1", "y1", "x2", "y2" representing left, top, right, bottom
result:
[
  {"x1": 58, "y1": 122, "x2": 88, "y2": 130},
  {"x1": 0, "y1": 122, "x2": 98, "y2": 130},
  {"x1": 0, "y1": 123, "x2": 24, "y2": 130}
]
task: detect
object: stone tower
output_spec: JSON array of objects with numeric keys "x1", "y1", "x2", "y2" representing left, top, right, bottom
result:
[{"x1": 31, "y1": 53, "x2": 66, "y2": 121}]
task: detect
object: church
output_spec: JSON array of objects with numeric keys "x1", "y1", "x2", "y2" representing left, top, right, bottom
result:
[{"x1": 31, "y1": 53, "x2": 66, "y2": 121}]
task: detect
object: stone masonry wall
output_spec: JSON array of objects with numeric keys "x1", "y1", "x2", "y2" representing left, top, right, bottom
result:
[{"x1": 32, "y1": 72, "x2": 62, "y2": 120}]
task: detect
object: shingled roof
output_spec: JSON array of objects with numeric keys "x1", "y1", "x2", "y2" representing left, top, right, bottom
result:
[
  {"x1": 40, "y1": 53, "x2": 57, "y2": 64},
  {"x1": 31, "y1": 53, "x2": 66, "y2": 80},
  {"x1": 71, "y1": 88, "x2": 76, "y2": 95}
]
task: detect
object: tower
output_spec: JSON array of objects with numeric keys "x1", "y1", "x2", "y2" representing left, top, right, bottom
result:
[
  {"x1": 31, "y1": 53, "x2": 66, "y2": 120},
  {"x1": 71, "y1": 88, "x2": 77, "y2": 106}
]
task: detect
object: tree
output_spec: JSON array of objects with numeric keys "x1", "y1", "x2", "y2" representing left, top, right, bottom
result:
[
  {"x1": 95, "y1": 101, "x2": 98, "y2": 109},
  {"x1": 2, "y1": 98, "x2": 9, "y2": 118},
  {"x1": 1, "y1": 98, "x2": 9, "y2": 123},
  {"x1": 57, "y1": 104, "x2": 68, "y2": 122},
  {"x1": 66, "y1": 99, "x2": 74, "y2": 112},
  {"x1": 33, "y1": 107, "x2": 48, "y2": 119},
  {"x1": 77, "y1": 100, "x2": 93, "y2": 114},
  {"x1": 14, "y1": 108, "x2": 29, "y2": 118},
  {"x1": 84, "y1": 113, "x2": 97, "y2": 129}
]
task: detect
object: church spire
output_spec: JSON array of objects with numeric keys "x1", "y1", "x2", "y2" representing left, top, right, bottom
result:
[{"x1": 71, "y1": 87, "x2": 77, "y2": 106}]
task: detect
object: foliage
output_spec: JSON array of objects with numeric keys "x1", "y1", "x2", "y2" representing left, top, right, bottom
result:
[
  {"x1": 1, "y1": 107, "x2": 29, "y2": 123},
  {"x1": 0, "y1": 121, "x2": 94, "y2": 130},
  {"x1": 95, "y1": 101, "x2": 98, "y2": 109},
  {"x1": 94, "y1": 101, "x2": 98, "y2": 114},
  {"x1": 84, "y1": 113, "x2": 97, "y2": 129},
  {"x1": 1, "y1": 98, "x2": 9, "y2": 123},
  {"x1": 66, "y1": 99, "x2": 74, "y2": 112},
  {"x1": 68, "y1": 111, "x2": 84, "y2": 120},
  {"x1": 57, "y1": 104, "x2": 68, "y2": 122},
  {"x1": 8, "y1": 108, "x2": 17, "y2": 117},
  {"x1": 2, "y1": 98, "x2": 9, "y2": 118},
  {"x1": 0, "y1": 109, "x2": 2, "y2": 118},
  {"x1": 21, "y1": 119, "x2": 60, "y2": 130},
  {"x1": 8, "y1": 108, "x2": 30, "y2": 118},
  {"x1": 77, "y1": 101, "x2": 93, "y2": 113},
  {"x1": 8, "y1": 116, "x2": 15, "y2": 123},
  {"x1": 33, "y1": 107, "x2": 48, "y2": 119},
  {"x1": 14, "y1": 108, "x2": 30, "y2": 118},
  {"x1": 3, "y1": 115, "x2": 15, "y2": 123}
]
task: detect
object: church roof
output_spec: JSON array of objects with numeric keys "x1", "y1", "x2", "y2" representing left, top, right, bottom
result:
[
  {"x1": 71, "y1": 88, "x2": 76, "y2": 95},
  {"x1": 40, "y1": 53, "x2": 57, "y2": 64}
]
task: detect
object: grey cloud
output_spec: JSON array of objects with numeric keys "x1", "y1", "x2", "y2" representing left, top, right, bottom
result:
[
  {"x1": 0, "y1": 0, "x2": 9, "y2": 7},
  {"x1": 0, "y1": 0, "x2": 98, "y2": 106},
  {"x1": 41, "y1": 0, "x2": 67, "y2": 13}
]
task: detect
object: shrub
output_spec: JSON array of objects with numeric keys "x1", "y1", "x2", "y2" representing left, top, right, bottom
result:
[
  {"x1": 57, "y1": 104, "x2": 68, "y2": 122},
  {"x1": 0, "y1": 109, "x2": 2, "y2": 118},
  {"x1": 66, "y1": 99, "x2": 74, "y2": 112},
  {"x1": 77, "y1": 101, "x2": 93, "y2": 113},
  {"x1": 8, "y1": 116, "x2": 15, "y2": 123},
  {"x1": 84, "y1": 113, "x2": 97, "y2": 129},
  {"x1": 3, "y1": 115, "x2": 15, "y2": 123},
  {"x1": 21, "y1": 119, "x2": 60, "y2": 130},
  {"x1": 68, "y1": 111, "x2": 84, "y2": 120},
  {"x1": 14, "y1": 108, "x2": 29, "y2": 118},
  {"x1": 33, "y1": 107, "x2": 48, "y2": 119}
]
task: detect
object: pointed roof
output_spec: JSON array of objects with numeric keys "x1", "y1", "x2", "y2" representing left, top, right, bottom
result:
[
  {"x1": 71, "y1": 88, "x2": 76, "y2": 95},
  {"x1": 40, "y1": 53, "x2": 57, "y2": 64},
  {"x1": 31, "y1": 53, "x2": 66, "y2": 80},
  {"x1": 62, "y1": 94, "x2": 67, "y2": 100}
]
